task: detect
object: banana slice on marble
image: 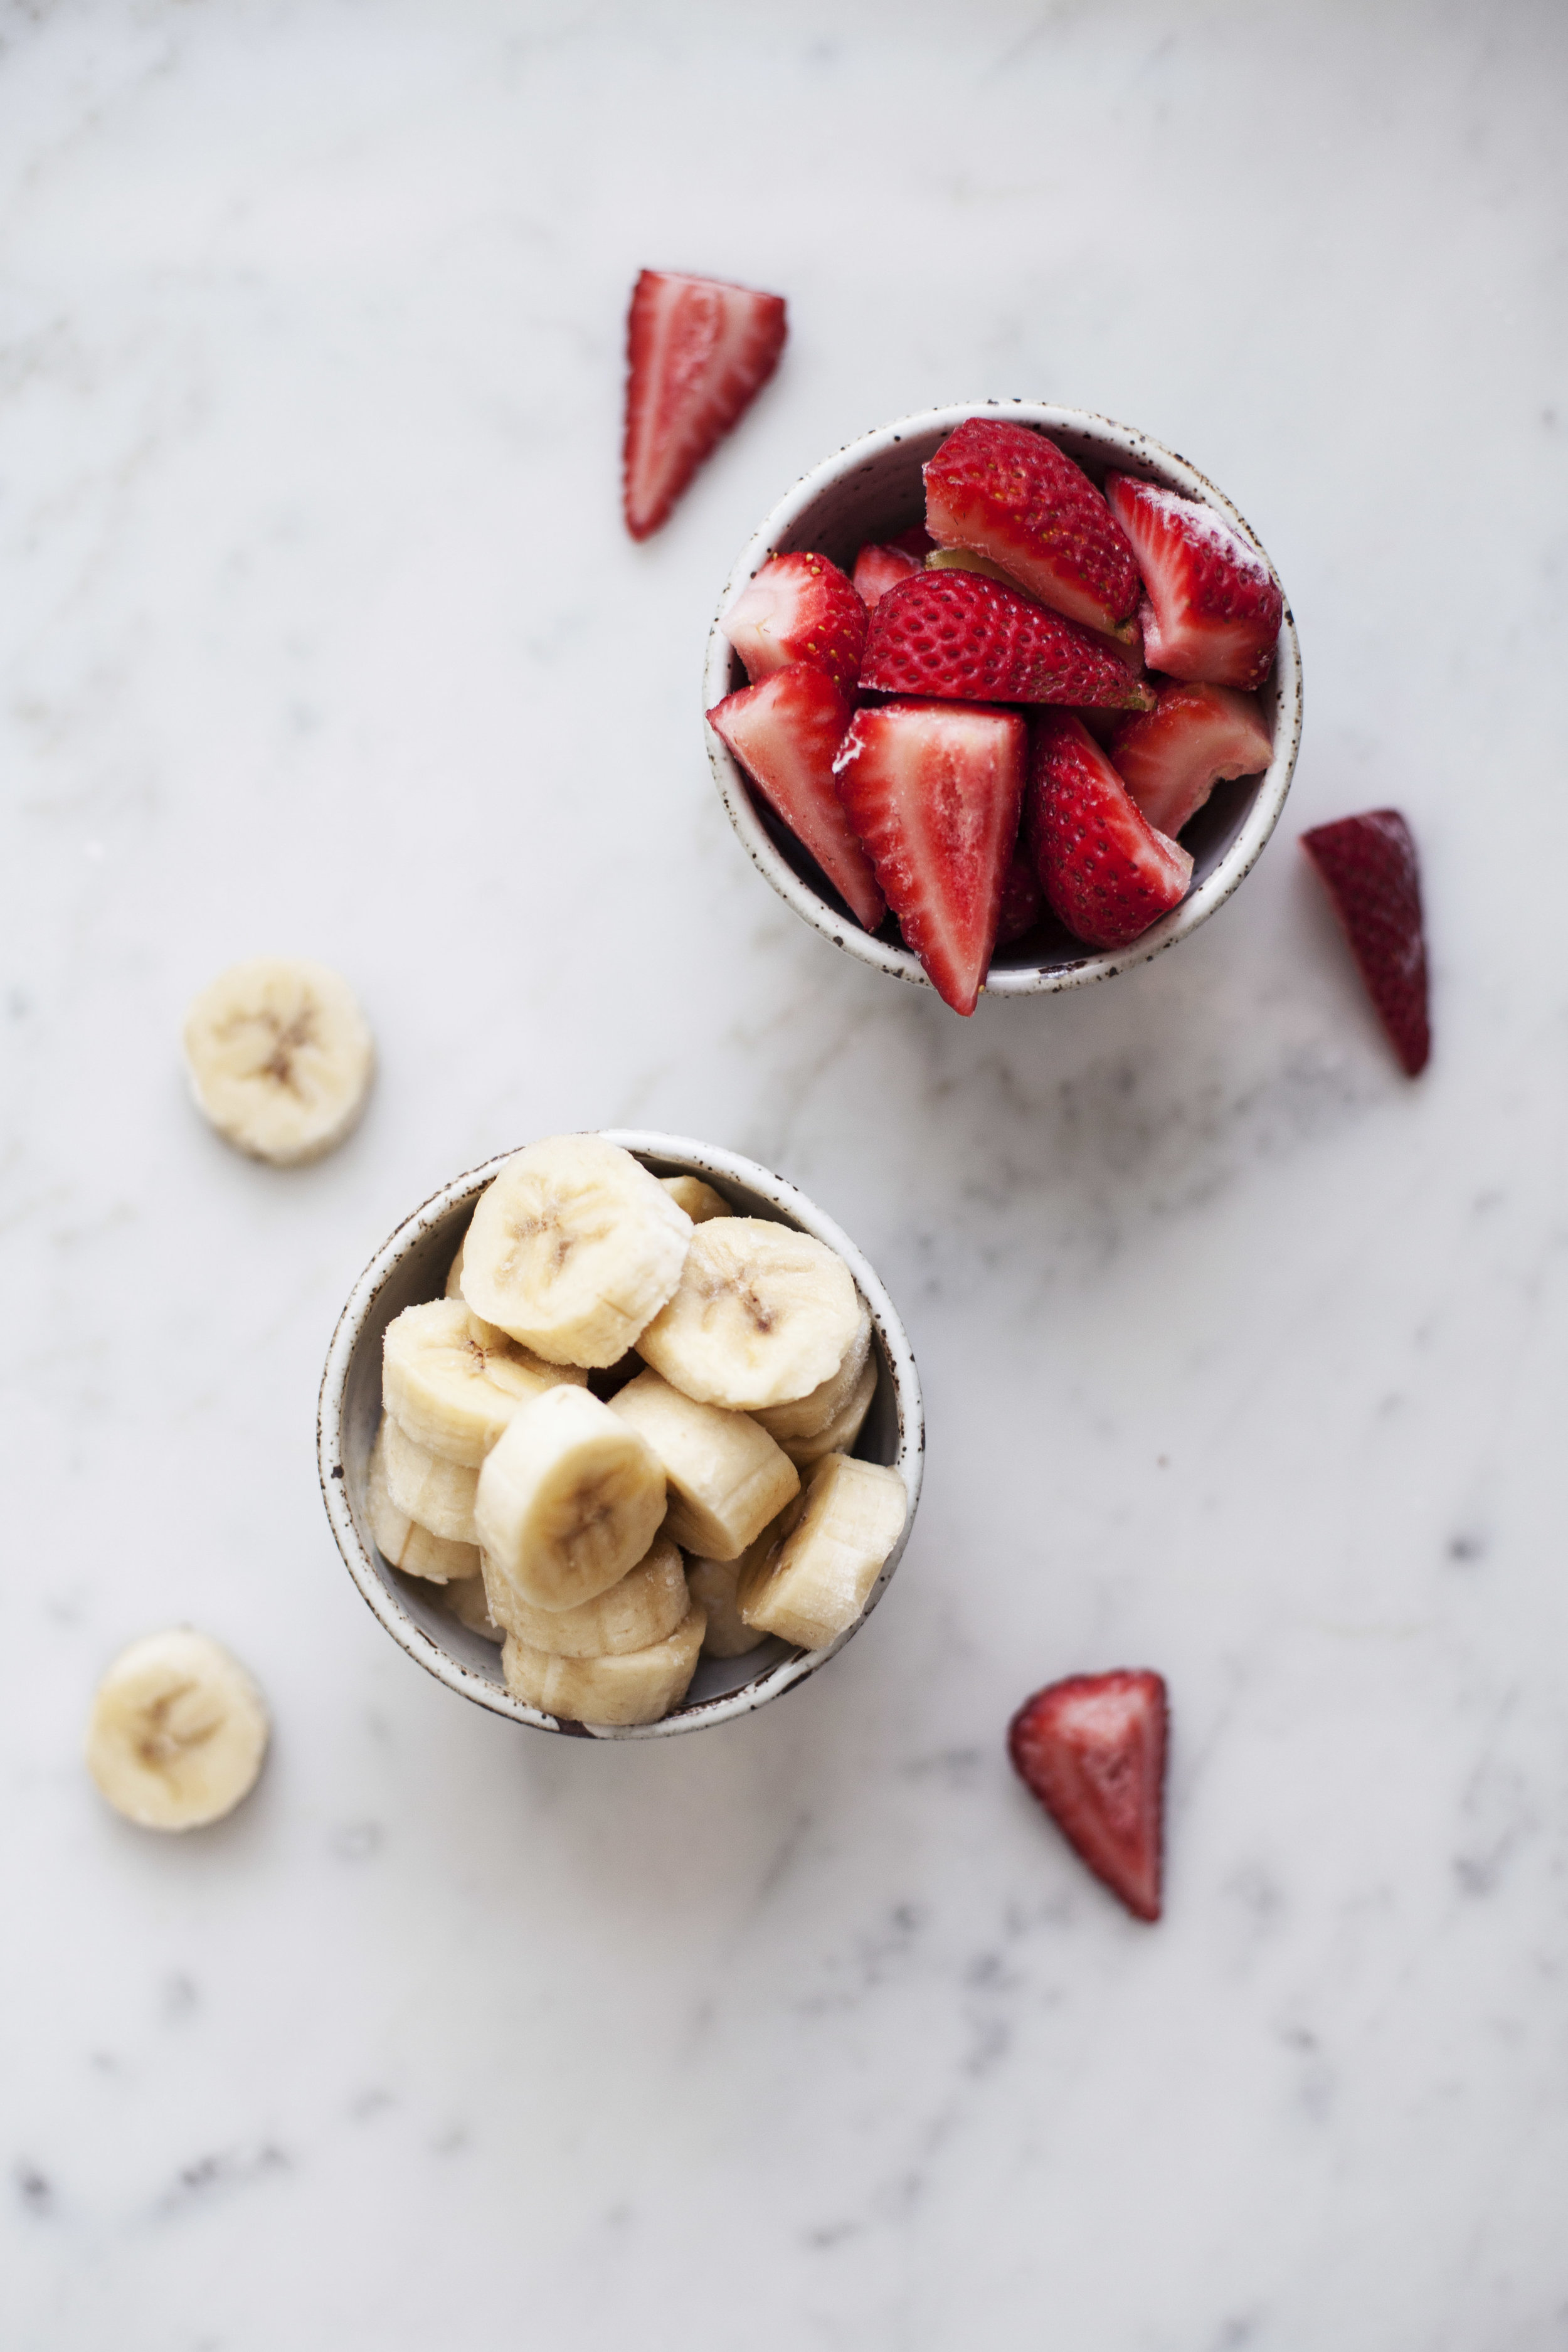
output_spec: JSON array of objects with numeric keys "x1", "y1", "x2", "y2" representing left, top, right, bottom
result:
[
  {"x1": 460, "y1": 1136, "x2": 692, "y2": 1369},
  {"x1": 502, "y1": 1602, "x2": 706, "y2": 1727},
  {"x1": 446, "y1": 1572, "x2": 505, "y2": 1645},
  {"x1": 481, "y1": 1532, "x2": 687, "y2": 1657},
  {"x1": 659, "y1": 1174, "x2": 732, "y2": 1224},
  {"x1": 738, "y1": 1453, "x2": 907, "y2": 1651},
  {"x1": 475, "y1": 1384, "x2": 668, "y2": 1613},
  {"x1": 380, "y1": 1412, "x2": 480, "y2": 1545},
  {"x1": 366, "y1": 1419, "x2": 480, "y2": 1581},
  {"x1": 182, "y1": 958, "x2": 374, "y2": 1166},
  {"x1": 780, "y1": 1350, "x2": 878, "y2": 1469},
  {"x1": 686, "y1": 1542, "x2": 771, "y2": 1660},
  {"x1": 750, "y1": 1308, "x2": 872, "y2": 1443},
  {"x1": 608, "y1": 1367, "x2": 798, "y2": 1561},
  {"x1": 383, "y1": 1298, "x2": 584, "y2": 1468},
  {"x1": 85, "y1": 1629, "x2": 270, "y2": 1830},
  {"x1": 637, "y1": 1218, "x2": 862, "y2": 1411}
]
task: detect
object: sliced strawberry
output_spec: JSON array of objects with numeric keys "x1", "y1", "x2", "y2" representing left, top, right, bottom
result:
[
  {"x1": 1103, "y1": 474, "x2": 1283, "y2": 689},
  {"x1": 1028, "y1": 712, "x2": 1192, "y2": 951},
  {"x1": 924, "y1": 417, "x2": 1140, "y2": 637},
  {"x1": 995, "y1": 845, "x2": 1042, "y2": 947},
  {"x1": 1110, "y1": 682, "x2": 1274, "y2": 838},
  {"x1": 859, "y1": 570, "x2": 1155, "y2": 710},
  {"x1": 1008, "y1": 1670, "x2": 1168, "y2": 1922},
  {"x1": 1301, "y1": 810, "x2": 1429, "y2": 1076},
  {"x1": 886, "y1": 523, "x2": 935, "y2": 558},
  {"x1": 722, "y1": 551, "x2": 867, "y2": 691},
  {"x1": 707, "y1": 668, "x2": 885, "y2": 935},
  {"x1": 852, "y1": 541, "x2": 925, "y2": 611},
  {"x1": 622, "y1": 270, "x2": 787, "y2": 541},
  {"x1": 832, "y1": 700, "x2": 1026, "y2": 1015}
]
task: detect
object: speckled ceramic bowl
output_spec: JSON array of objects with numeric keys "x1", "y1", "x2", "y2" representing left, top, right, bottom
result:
[
  {"x1": 704, "y1": 400, "x2": 1303, "y2": 999},
  {"x1": 317, "y1": 1132, "x2": 923, "y2": 1740}
]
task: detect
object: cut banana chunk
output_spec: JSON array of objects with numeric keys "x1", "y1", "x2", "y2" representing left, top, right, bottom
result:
[
  {"x1": 381, "y1": 1412, "x2": 480, "y2": 1544},
  {"x1": 738, "y1": 1453, "x2": 907, "y2": 1651},
  {"x1": 751, "y1": 1309, "x2": 872, "y2": 1443},
  {"x1": 85, "y1": 1629, "x2": 270, "y2": 1830},
  {"x1": 608, "y1": 1368, "x2": 798, "y2": 1562},
  {"x1": 383, "y1": 1297, "x2": 583, "y2": 1468},
  {"x1": 637, "y1": 1217, "x2": 862, "y2": 1411},
  {"x1": 687, "y1": 1544, "x2": 771, "y2": 1660},
  {"x1": 443, "y1": 1225, "x2": 470, "y2": 1300},
  {"x1": 482, "y1": 1532, "x2": 687, "y2": 1657},
  {"x1": 460, "y1": 1135, "x2": 692, "y2": 1369},
  {"x1": 183, "y1": 958, "x2": 374, "y2": 1166},
  {"x1": 660, "y1": 1173, "x2": 732, "y2": 1224},
  {"x1": 366, "y1": 1419, "x2": 480, "y2": 1581},
  {"x1": 502, "y1": 1602, "x2": 706, "y2": 1727},
  {"x1": 447, "y1": 1572, "x2": 504, "y2": 1645},
  {"x1": 781, "y1": 1349, "x2": 878, "y2": 1469},
  {"x1": 475, "y1": 1384, "x2": 668, "y2": 1613}
]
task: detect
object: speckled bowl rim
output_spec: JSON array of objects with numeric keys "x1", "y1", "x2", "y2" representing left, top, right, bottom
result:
[
  {"x1": 704, "y1": 400, "x2": 1304, "y2": 998},
  {"x1": 317, "y1": 1131, "x2": 924, "y2": 1740}
]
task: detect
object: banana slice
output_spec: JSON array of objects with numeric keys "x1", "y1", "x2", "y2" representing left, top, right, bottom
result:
[
  {"x1": 687, "y1": 1543, "x2": 771, "y2": 1660},
  {"x1": 750, "y1": 1309, "x2": 872, "y2": 1443},
  {"x1": 383, "y1": 1298, "x2": 584, "y2": 1468},
  {"x1": 608, "y1": 1368, "x2": 798, "y2": 1561},
  {"x1": 460, "y1": 1136, "x2": 692, "y2": 1369},
  {"x1": 446, "y1": 1572, "x2": 504, "y2": 1645},
  {"x1": 482, "y1": 1532, "x2": 687, "y2": 1657},
  {"x1": 660, "y1": 1174, "x2": 732, "y2": 1224},
  {"x1": 85, "y1": 1629, "x2": 270, "y2": 1830},
  {"x1": 475, "y1": 1384, "x2": 668, "y2": 1613},
  {"x1": 381, "y1": 1412, "x2": 480, "y2": 1544},
  {"x1": 366, "y1": 1419, "x2": 480, "y2": 1581},
  {"x1": 182, "y1": 958, "x2": 374, "y2": 1166},
  {"x1": 780, "y1": 1349, "x2": 878, "y2": 1469},
  {"x1": 637, "y1": 1218, "x2": 862, "y2": 1411},
  {"x1": 738, "y1": 1453, "x2": 907, "y2": 1651},
  {"x1": 502, "y1": 1602, "x2": 706, "y2": 1727},
  {"x1": 443, "y1": 1225, "x2": 470, "y2": 1300}
]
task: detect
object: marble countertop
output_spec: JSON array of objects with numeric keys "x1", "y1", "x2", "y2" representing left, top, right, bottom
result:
[{"x1": 6, "y1": 3, "x2": 1566, "y2": 2344}]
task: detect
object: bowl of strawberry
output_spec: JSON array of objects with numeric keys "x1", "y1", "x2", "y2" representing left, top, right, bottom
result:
[{"x1": 704, "y1": 403, "x2": 1302, "y2": 1015}]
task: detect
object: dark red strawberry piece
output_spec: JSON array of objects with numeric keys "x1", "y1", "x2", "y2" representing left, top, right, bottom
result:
[
  {"x1": 1008, "y1": 1670, "x2": 1168, "y2": 1921},
  {"x1": 924, "y1": 417, "x2": 1140, "y2": 637},
  {"x1": 852, "y1": 541, "x2": 925, "y2": 611},
  {"x1": 707, "y1": 668, "x2": 884, "y2": 935},
  {"x1": 832, "y1": 699, "x2": 1026, "y2": 1015},
  {"x1": 1028, "y1": 712, "x2": 1192, "y2": 951},
  {"x1": 622, "y1": 271, "x2": 787, "y2": 541},
  {"x1": 1301, "y1": 810, "x2": 1429, "y2": 1076},
  {"x1": 859, "y1": 569, "x2": 1155, "y2": 710},
  {"x1": 1110, "y1": 682, "x2": 1274, "y2": 838},
  {"x1": 1103, "y1": 474, "x2": 1283, "y2": 689},
  {"x1": 995, "y1": 845, "x2": 1042, "y2": 947},
  {"x1": 886, "y1": 523, "x2": 935, "y2": 558},
  {"x1": 723, "y1": 551, "x2": 867, "y2": 691}
]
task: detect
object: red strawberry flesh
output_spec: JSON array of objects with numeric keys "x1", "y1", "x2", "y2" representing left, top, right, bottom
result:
[
  {"x1": 723, "y1": 551, "x2": 867, "y2": 691},
  {"x1": 832, "y1": 699, "x2": 1025, "y2": 1015},
  {"x1": 1104, "y1": 474, "x2": 1283, "y2": 689},
  {"x1": 852, "y1": 541, "x2": 926, "y2": 611},
  {"x1": 622, "y1": 270, "x2": 786, "y2": 541},
  {"x1": 1110, "y1": 682, "x2": 1274, "y2": 838},
  {"x1": 1301, "y1": 810, "x2": 1430, "y2": 1076},
  {"x1": 707, "y1": 667, "x2": 884, "y2": 936},
  {"x1": 1008, "y1": 1670, "x2": 1168, "y2": 1921},
  {"x1": 924, "y1": 417, "x2": 1140, "y2": 637},
  {"x1": 1029, "y1": 712, "x2": 1192, "y2": 951},
  {"x1": 994, "y1": 845, "x2": 1042, "y2": 947},
  {"x1": 859, "y1": 569, "x2": 1155, "y2": 710}
]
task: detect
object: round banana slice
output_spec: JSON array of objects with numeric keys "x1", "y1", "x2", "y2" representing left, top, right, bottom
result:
[
  {"x1": 780, "y1": 1349, "x2": 878, "y2": 1469},
  {"x1": 738, "y1": 1453, "x2": 907, "y2": 1651},
  {"x1": 608, "y1": 1367, "x2": 798, "y2": 1561},
  {"x1": 481, "y1": 1532, "x2": 687, "y2": 1658},
  {"x1": 383, "y1": 1298, "x2": 584, "y2": 1468},
  {"x1": 750, "y1": 1309, "x2": 872, "y2": 1443},
  {"x1": 446, "y1": 1572, "x2": 504, "y2": 1645},
  {"x1": 366, "y1": 1419, "x2": 480, "y2": 1581},
  {"x1": 475, "y1": 1384, "x2": 669, "y2": 1613},
  {"x1": 659, "y1": 1174, "x2": 732, "y2": 1224},
  {"x1": 637, "y1": 1218, "x2": 863, "y2": 1411},
  {"x1": 381, "y1": 1412, "x2": 480, "y2": 1545},
  {"x1": 86, "y1": 1629, "x2": 270, "y2": 1831},
  {"x1": 687, "y1": 1549, "x2": 770, "y2": 1660},
  {"x1": 502, "y1": 1602, "x2": 706, "y2": 1727},
  {"x1": 460, "y1": 1136, "x2": 693, "y2": 1369},
  {"x1": 182, "y1": 958, "x2": 374, "y2": 1166}
]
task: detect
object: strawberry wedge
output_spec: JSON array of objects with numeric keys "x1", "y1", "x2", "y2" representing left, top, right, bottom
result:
[
  {"x1": 852, "y1": 541, "x2": 925, "y2": 611},
  {"x1": 722, "y1": 551, "x2": 867, "y2": 691},
  {"x1": 859, "y1": 569, "x2": 1155, "y2": 710},
  {"x1": 1104, "y1": 475, "x2": 1283, "y2": 689},
  {"x1": 1110, "y1": 682, "x2": 1274, "y2": 838},
  {"x1": 1029, "y1": 712, "x2": 1192, "y2": 951},
  {"x1": 924, "y1": 417, "x2": 1141, "y2": 638},
  {"x1": 1301, "y1": 810, "x2": 1429, "y2": 1076},
  {"x1": 1008, "y1": 1670, "x2": 1168, "y2": 1921},
  {"x1": 622, "y1": 271, "x2": 787, "y2": 541},
  {"x1": 707, "y1": 668, "x2": 884, "y2": 935},
  {"x1": 832, "y1": 700, "x2": 1026, "y2": 1015}
]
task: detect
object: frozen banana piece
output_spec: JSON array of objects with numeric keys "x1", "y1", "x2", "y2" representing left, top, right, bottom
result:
[
  {"x1": 751, "y1": 1309, "x2": 872, "y2": 1443},
  {"x1": 608, "y1": 1367, "x2": 798, "y2": 1562},
  {"x1": 686, "y1": 1536, "x2": 773, "y2": 1660},
  {"x1": 482, "y1": 1532, "x2": 687, "y2": 1657},
  {"x1": 738, "y1": 1453, "x2": 906, "y2": 1651},
  {"x1": 86, "y1": 1629, "x2": 270, "y2": 1830},
  {"x1": 383, "y1": 1298, "x2": 583, "y2": 1468},
  {"x1": 366, "y1": 1419, "x2": 480, "y2": 1581},
  {"x1": 381, "y1": 1412, "x2": 480, "y2": 1545},
  {"x1": 475, "y1": 1384, "x2": 668, "y2": 1613},
  {"x1": 502, "y1": 1603, "x2": 706, "y2": 1727},
  {"x1": 780, "y1": 1350, "x2": 877, "y2": 1469},
  {"x1": 659, "y1": 1174, "x2": 732, "y2": 1224},
  {"x1": 183, "y1": 957, "x2": 373, "y2": 1166},
  {"x1": 637, "y1": 1218, "x2": 862, "y2": 1411}
]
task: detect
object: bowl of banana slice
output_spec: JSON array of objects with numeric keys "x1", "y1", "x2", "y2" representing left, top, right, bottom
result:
[{"x1": 318, "y1": 1132, "x2": 923, "y2": 1739}]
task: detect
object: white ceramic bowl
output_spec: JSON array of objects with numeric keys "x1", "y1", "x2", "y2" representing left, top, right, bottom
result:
[
  {"x1": 704, "y1": 400, "x2": 1303, "y2": 999},
  {"x1": 317, "y1": 1133, "x2": 924, "y2": 1740}
]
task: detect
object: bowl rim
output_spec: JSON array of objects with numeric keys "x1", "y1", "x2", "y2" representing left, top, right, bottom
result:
[
  {"x1": 703, "y1": 398, "x2": 1303, "y2": 999},
  {"x1": 317, "y1": 1131, "x2": 924, "y2": 1740}
]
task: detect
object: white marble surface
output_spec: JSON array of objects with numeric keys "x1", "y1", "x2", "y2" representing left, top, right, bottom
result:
[{"x1": 4, "y1": 2, "x2": 1567, "y2": 2344}]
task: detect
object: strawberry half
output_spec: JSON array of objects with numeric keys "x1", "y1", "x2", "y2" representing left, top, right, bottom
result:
[
  {"x1": 852, "y1": 541, "x2": 926, "y2": 611},
  {"x1": 1008, "y1": 1670, "x2": 1168, "y2": 1922},
  {"x1": 832, "y1": 699, "x2": 1026, "y2": 1015},
  {"x1": 1103, "y1": 474, "x2": 1283, "y2": 689},
  {"x1": 707, "y1": 667, "x2": 884, "y2": 935},
  {"x1": 924, "y1": 417, "x2": 1140, "y2": 637},
  {"x1": 1110, "y1": 681, "x2": 1274, "y2": 838},
  {"x1": 859, "y1": 569, "x2": 1155, "y2": 710},
  {"x1": 722, "y1": 551, "x2": 867, "y2": 691},
  {"x1": 995, "y1": 844, "x2": 1042, "y2": 947},
  {"x1": 1301, "y1": 810, "x2": 1430, "y2": 1076},
  {"x1": 622, "y1": 270, "x2": 787, "y2": 541},
  {"x1": 1028, "y1": 712, "x2": 1193, "y2": 951}
]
